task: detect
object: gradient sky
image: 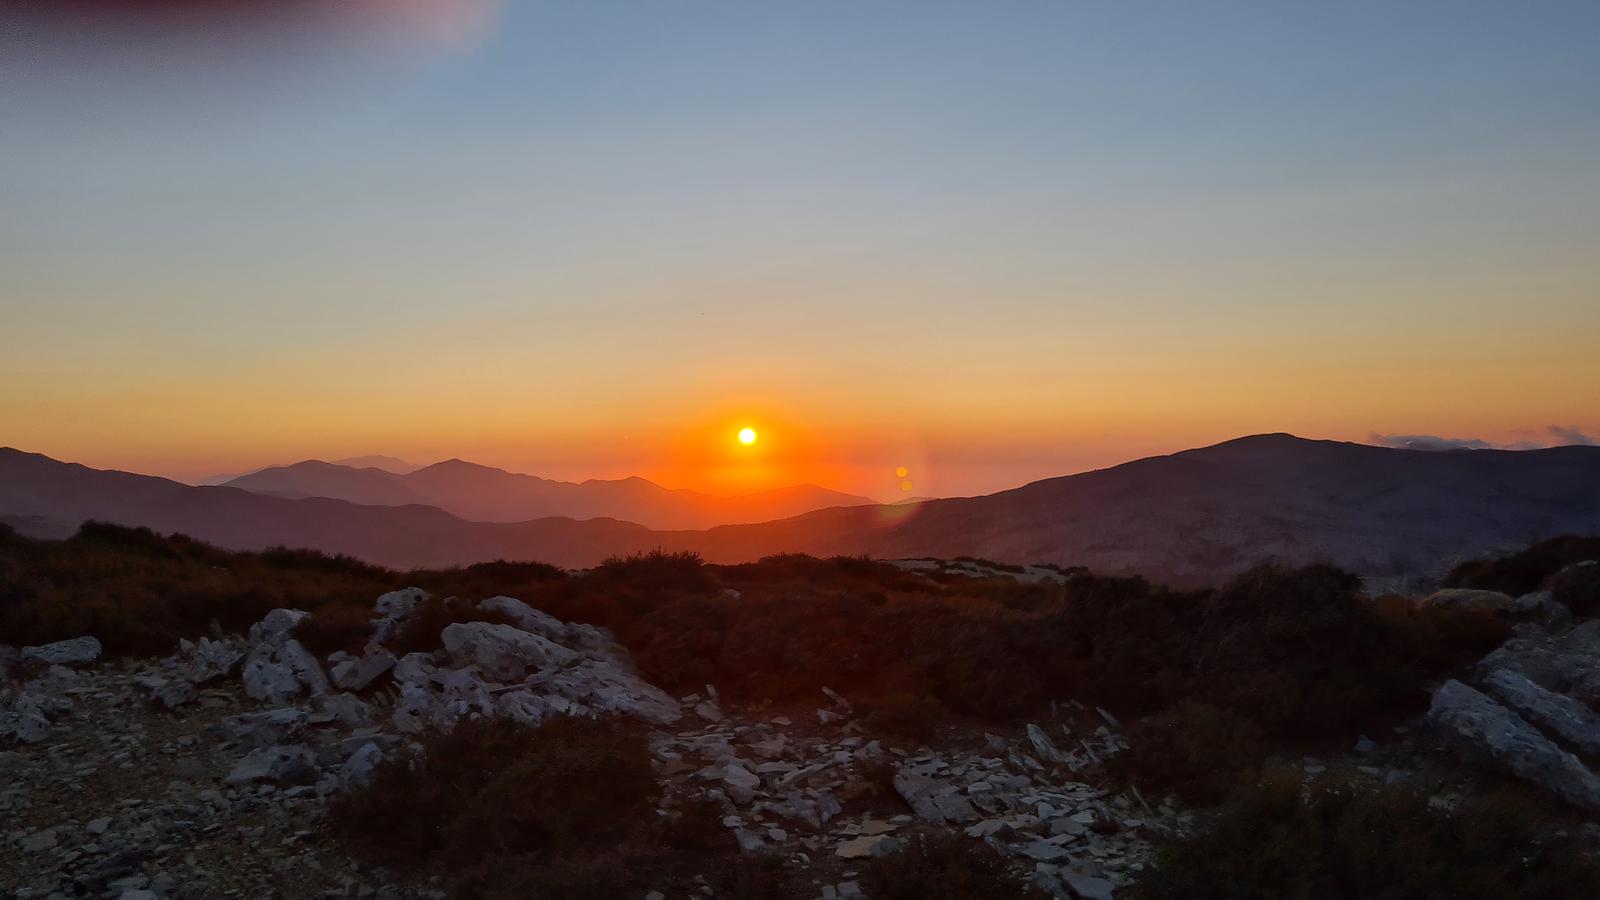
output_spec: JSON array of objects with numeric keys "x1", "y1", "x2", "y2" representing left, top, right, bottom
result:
[{"x1": 3, "y1": 1, "x2": 1597, "y2": 500}]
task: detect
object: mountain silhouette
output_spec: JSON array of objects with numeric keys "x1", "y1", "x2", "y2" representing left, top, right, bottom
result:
[
  {"x1": 4, "y1": 434, "x2": 1599, "y2": 584},
  {"x1": 223, "y1": 457, "x2": 875, "y2": 530}
]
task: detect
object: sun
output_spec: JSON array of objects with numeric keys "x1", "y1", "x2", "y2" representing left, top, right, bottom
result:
[{"x1": 738, "y1": 427, "x2": 758, "y2": 445}]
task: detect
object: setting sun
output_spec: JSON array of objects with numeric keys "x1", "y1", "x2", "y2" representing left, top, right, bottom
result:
[{"x1": 738, "y1": 427, "x2": 757, "y2": 445}]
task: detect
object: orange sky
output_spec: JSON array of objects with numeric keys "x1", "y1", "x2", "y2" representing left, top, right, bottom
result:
[{"x1": 3, "y1": 3, "x2": 1598, "y2": 500}]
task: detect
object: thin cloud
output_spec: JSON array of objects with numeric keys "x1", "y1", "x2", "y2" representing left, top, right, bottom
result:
[
  {"x1": 1370, "y1": 427, "x2": 1598, "y2": 451},
  {"x1": 1368, "y1": 434, "x2": 1494, "y2": 452},
  {"x1": 1547, "y1": 425, "x2": 1598, "y2": 446}
]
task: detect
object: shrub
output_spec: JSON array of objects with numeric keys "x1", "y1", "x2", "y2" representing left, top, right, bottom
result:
[
  {"x1": 1110, "y1": 702, "x2": 1266, "y2": 804},
  {"x1": 1552, "y1": 561, "x2": 1600, "y2": 617},
  {"x1": 1444, "y1": 536, "x2": 1600, "y2": 596},
  {"x1": 595, "y1": 549, "x2": 716, "y2": 594},
  {"x1": 865, "y1": 832, "x2": 1042, "y2": 899},
  {"x1": 1130, "y1": 772, "x2": 1600, "y2": 900}
]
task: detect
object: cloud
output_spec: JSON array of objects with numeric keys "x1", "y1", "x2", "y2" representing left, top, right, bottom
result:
[
  {"x1": 1370, "y1": 427, "x2": 1598, "y2": 452},
  {"x1": 1547, "y1": 425, "x2": 1598, "y2": 447},
  {"x1": 1368, "y1": 434, "x2": 1495, "y2": 452}
]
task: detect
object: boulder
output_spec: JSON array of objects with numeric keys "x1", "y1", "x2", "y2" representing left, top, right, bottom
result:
[
  {"x1": 186, "y1": 637, "x2": 244, "y2": 683},
  {"x1": 440, "y1": 622, "x2": 577, "y2": 681},
  {"x1": 20, "y1": 636, "x2": 102, "y2": 667},
  {"x1": 479, "y1": 596, "x2": 569, "y2": 641},
  {"x1": 372, "y1": 588, "x2": 429, "y2": 642},
  {"x1": 148, "y1": 679, "x2": 196, "y2": 710},
  {"x1": 1027, "y1": 723, "x2": 1069, "y2": 766},
  {"x1": 1419, "y1": 589, "x2": 1518, "y2": 615},
  {"x1": 1481, "y1": 668, "x2": 1600, "y2": 757},
  {"x1": 226, "y1": 744, "x2": 318, "y2": 785},
  {"x1": 318, "y1": 692, "x2": 373, "y2": 727},
  {"x1": 340, "y1": 741, "x2": 384, "y2": 791},
  {"x1": 1425, "y1": 679, "x2": 1600, "y2": 813},
  {"x1": 248, "y1": 609, "x2": 310, "y2": 646},
  {"x1": 836, "y1": 834, "x2": 902, "y2": 859},
  {"x1": 242, "y1": 658, "x2": 302, "y2": 705},
  {"x1": 0, "y1": 689, "x2": 52, "y2": 744},
  {"x1": 527, "y1": 658, "x2": 681, "y2": 725},
  {"x1": 242, "y1": 638, "x2": 328, "y2": 703},
  {"x1": 1477, "y1": 621, "x2": 1600, "y2": 707},
  {"x1": 328, "y1": 644, "x2": 396, "y2": 692},
  {"x1": 721, "y1": 761, "x2": 761, "y2": 805}
]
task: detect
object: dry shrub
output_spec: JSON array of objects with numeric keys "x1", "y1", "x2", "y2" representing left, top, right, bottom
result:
[
  {"x1": 1131, "y1": 772, "x2": 1600, "y2": 899},
  {"x1": 1110, "y1": 702, "x2": 1267, "y2": 804},
  {"x1": 865, "y1": 832, "x2": 1042, "y2": 899}
]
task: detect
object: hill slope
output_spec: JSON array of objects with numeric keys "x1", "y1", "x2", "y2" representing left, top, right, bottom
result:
[{"x1": 5, "y1": 434, "x2": 1600, "y2": 583}]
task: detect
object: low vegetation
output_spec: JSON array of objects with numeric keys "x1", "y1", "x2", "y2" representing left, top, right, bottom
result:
[
  {"x1": 864, "y1": 832, "x2": 1042, "y2": 899},
  {"x1": 2, "y1": 524, "x2": 1510, "y2": 800},
  {"x1": 329, "y1": 715, "x2": 768, "y2": 899},
  {"x1": 1445, "y1": 535, "x2": 1600, "y2": 597},
  {"x1": 1130, "y1": 772, "x2": 1600, "y2": 899}
]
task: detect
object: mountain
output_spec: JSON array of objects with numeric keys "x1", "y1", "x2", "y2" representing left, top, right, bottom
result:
[
  {"x1": 328, "y1": 455, "x2": 419, "y2": 474},
  {"x1": 223, "y1": 457, "x2": 875, "y2": 530},
  {"x1": 5, "y1": 434, "x2": 1600, "y2": 583}
]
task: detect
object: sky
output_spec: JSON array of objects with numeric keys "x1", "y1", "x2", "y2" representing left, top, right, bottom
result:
[{"x1": 2, "y1": 1, "x2": 1597, "y2": 500}]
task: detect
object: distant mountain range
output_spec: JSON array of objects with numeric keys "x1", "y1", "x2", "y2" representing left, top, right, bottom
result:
[
  {"x1": 4, "y1": 434, "x2": 1599, "y2": 585},
  {"x1": 220, "y1": 459, "x2": 875, "y2": 530}
]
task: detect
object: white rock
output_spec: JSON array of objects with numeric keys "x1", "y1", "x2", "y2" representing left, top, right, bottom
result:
[
  {"x1": 248, "y1": 609, "x2": 310, "y2": 646},
  {"x1": 440, "y1": 622, "x2": 577, "y2": 681},
  {"x1": 0, "y1": 690, "x2": 52, "y2": 744},
  {"x1": 836, "y1": 834, "x2": 902, "y2": 858},
  {"x1": 479, "y1": 596, "x2": 569, "y2": 640},
  {"x1": 226, "y1": 744, "x2": 317, "y2": 785},
  {"x1": 20, "y1": 636, "x2": 101, "y2": 666},
  {"x1": 186, "y1": 637, "x2": 243, "y2": 683},
  {"x1": 373, "y1": 588, "x2": 429, "y2": 641},
  {"x1": 328, "y1": 644, "x2": 396, "y2": 692},
  {"x1": 340, "y1": 741, "x2": 384, "y2": 791}
]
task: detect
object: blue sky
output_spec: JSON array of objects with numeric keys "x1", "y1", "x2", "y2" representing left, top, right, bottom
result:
[{"x1": 2, "y1": 1, "x2": 1597, "y2": 496}]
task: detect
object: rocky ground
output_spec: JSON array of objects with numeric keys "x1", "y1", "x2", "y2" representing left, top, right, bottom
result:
[
  {"x1": 1, "y1": 588, "x2": 1173, "y2": 900},
  {"x1": 7, "y1": 561, "x2": 1600, "y2": 899}
]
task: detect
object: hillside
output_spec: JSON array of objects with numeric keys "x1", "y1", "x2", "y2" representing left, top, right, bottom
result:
[
  {"x1": 5, "y1": 434, "x2": 1600, "y2": 582},
  {"x1": 224, "y1": 457, "x2": 875, "y2": 530}
]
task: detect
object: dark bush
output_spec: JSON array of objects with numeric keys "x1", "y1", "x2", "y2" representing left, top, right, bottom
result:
[
  {"x1": 594, "y1": 549, "x2": 716, "y2": 594},
  {"x1": 865, "y1": 832, "x2": 1042, "y2": 899},
  {"x1": 1445, "y1": 536, "x2": 1600, "y2": 596},
  {"x1": 1111, "y1": 703, "x2": 1266, "y2": 804},
  {"x1": 1131, "y1": 772, "x2": 1600, "y2": 900},
  {"x1": 1552, "y1": 561, "x2": 1600, "y2": 617}
]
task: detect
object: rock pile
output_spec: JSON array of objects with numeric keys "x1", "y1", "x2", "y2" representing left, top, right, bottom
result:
[
  {"x1": 3, "y1": 586, "x2": 1170, "y2": 898},
  {"x1": 649, "y1": 688, "x2": 1159, "y2": 898}
]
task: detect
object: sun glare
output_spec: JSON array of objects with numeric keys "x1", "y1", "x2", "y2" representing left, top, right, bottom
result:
[{"x1": 738, "y1": 427, "x2": 758, "y2": 445}]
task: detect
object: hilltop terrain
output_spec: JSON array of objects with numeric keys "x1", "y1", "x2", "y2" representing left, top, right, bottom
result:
[{"x1": 5, "y1": 529, "x2": 1600, "y2": 898}]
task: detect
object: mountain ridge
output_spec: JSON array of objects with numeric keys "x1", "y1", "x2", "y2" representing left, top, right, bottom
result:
[{"x1": 5, "y1": 434, "x2": 1600, "y2": 584}]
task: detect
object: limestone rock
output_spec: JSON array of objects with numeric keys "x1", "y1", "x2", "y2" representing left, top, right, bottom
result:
[
  {"x1": 1481, "y1": 667, "x2": 1600, "y2": 757},
  {"x1": 186, "y1": 637, "x2": 243, "y2": 683},
  {"x1": 20, "y1": 635, "x2": 102, "y2": 666},
  {"x1": 1426, "y1": 679, "x2": 1600, "y2": 813},
  {"x1": 328, "y1": 644, "x2": 396, "y2": 692},
  {"x1": 372, "y1": 588, "x2": 429, "y2": 642},
  {"x1": 440, "y1": 622, "x2": 577, "y2": 681},
  {"x1": 340, "y1": 741, "x2": 384, "y2": 791},
  {"x1": 835, "y1": 834, "x2": 902, "y2": 858},
  {"x1": 226, "y1": 744, "x2": 318, "y2": 786},
  {"x1": 1420, "y1": 589, "x2": 1517, "y2": 615},
  {"x1": 0, "y1": 690, "x2": 52, "y2": 744}
]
